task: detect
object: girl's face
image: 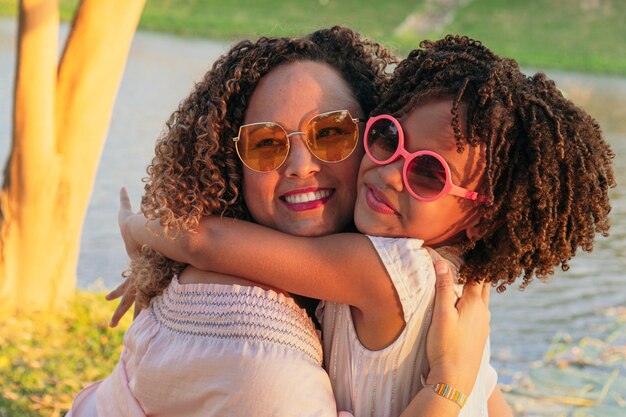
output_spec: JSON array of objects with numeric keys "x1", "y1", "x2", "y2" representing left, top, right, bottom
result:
[
  {"x1": 242, "y1": 61, "x2": 365, "y2": 237},
  {"x1": 354, "y1": 99, "x2": 485, "y2": 247}
]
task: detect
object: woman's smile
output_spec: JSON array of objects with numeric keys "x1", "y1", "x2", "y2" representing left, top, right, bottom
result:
[{"x1": 280, "y1": 188, "x2": 334, "y2": 211}]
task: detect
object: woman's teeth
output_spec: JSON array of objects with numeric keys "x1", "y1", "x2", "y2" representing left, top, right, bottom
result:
[{"x1": 284, "y1": 190, "x2": 332, "y2": 204}]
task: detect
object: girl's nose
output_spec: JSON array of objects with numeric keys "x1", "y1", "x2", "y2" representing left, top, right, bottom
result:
[
  {"x1": 377, "y1": 159, "x2": 405, "y2": 192},
  {"x1": 281, "y1": 134, "x2": 322, "y2": 179}
]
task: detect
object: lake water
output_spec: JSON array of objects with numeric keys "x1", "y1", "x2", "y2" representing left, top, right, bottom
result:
[{"x1": 1, "y1": 17, "x2": 624, "y2": 414}]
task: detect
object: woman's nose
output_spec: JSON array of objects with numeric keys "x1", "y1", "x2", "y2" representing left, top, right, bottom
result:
[{"x1": 281, "y1": 134, "x2": 322, "y2": 178}]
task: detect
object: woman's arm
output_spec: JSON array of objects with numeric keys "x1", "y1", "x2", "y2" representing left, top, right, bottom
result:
[
  {"x1": 119, "y1": 188, "x2": 399, "y2": 315},
  {"x1": 424, "y1": 262, "x2": 513, "y2": 416},
  {"x1": 400, "y1": 261, "x2": 492, "y2": 417},
  {"x1": 488, "y1": 387, "x2": 514, "y2": 417}
]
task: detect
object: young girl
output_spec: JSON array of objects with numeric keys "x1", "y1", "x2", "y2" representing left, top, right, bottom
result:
[{"x1": 122, "y1": 35, "x2": 615, "y2": 416}]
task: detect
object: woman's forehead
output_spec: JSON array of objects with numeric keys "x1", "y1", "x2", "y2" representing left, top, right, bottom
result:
[
  {"x1": 261, "y1": 61, "x2": 355, "y2": 100},
  {"x1": 244, "y1": 61, "x2": 362, "y2": 124}
]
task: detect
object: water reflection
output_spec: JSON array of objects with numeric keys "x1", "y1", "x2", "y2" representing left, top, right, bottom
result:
[{"x1": 552, "y1": 71, "x2": 626, "y2": 134}]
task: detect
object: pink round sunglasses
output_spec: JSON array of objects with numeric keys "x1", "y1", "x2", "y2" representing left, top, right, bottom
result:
[{"x1": 364, "y1": 114, "x2": 486, "y2": 203}]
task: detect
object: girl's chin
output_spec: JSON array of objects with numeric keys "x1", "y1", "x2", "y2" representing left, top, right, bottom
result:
[{"x1": 354, "y1": 218, "x2": 394, "y2": 237}]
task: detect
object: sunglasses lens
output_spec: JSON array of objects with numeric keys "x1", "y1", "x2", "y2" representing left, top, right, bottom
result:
[
  {"x1": 407, "y1": 155, "x2": 447, "y2": 199},
  {"x1": 307, "y1": 111, "x2": 358, "y2": 162},
  {"x1": 365, "y1": 118, "x2": 399, "y2": 162},
  {"x1": 236, "y1": 123, "x2": 288, "y2": 171}
]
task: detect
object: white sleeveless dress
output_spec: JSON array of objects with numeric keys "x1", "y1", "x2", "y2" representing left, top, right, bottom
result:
[{"x1": 320, "y1": 236, "x2": 497, "y2": 417}]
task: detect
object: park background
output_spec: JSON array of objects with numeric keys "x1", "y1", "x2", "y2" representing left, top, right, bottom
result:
[{"x1": 0, "y1": 0, "x2": 625, "y2": 416}]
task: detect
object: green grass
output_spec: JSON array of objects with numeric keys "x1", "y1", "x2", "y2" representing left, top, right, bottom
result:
[
  {"x1": 139, "y1": 0, "x2": 423, "y2": 46},
  {"x1": 0, "y1": 0, "x2": 424, "y2": 48},
  {"x1": 1, "y1": 0, "x2": 624, "y2": 74},
  {"x1": 437, "y1": 0, "x2": 626, "y2": 75},
  {"x1": 0, "y1": 290, "x2": 132, "y2": 417}
]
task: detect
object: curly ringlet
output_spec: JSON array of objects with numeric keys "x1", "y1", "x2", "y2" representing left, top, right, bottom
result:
[
  {"x1": 129, "y1": 26, "x2": 397, "y2": 307},
  {"x1": 377, "y1": 35, "x2": 616, "y2": 292}
]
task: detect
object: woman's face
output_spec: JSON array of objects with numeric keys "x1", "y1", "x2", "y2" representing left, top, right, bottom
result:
[{"x1": 242, "y1": 61, "x2": 365, "y2": 237}]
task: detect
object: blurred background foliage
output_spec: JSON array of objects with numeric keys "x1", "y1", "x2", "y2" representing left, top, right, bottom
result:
[
  {"x1": 1, "y1": 0, "x2": 625, "y2": 74},
  {"x1": 0, "y1": 289, "x2": 132, "y2": 417}
]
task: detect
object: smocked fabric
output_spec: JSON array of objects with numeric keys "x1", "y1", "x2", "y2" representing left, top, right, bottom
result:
[
  {"x1": 151, "y1": 280, "x2": 324, "y2": 364},
  {"x1": 320, "y1": 236, "x2": 495, "y2": 417},
  {"x1": 68, "y1": 278, "x2": 337, "y2": 417}
]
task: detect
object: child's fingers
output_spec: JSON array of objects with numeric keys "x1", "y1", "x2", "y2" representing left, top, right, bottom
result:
[
  {"x1": 433, "y1": 260, "x2": 456, "y2": 314},
  {"x1": 105, "y1": 279, "x2": 129, "y2": 301},
  {"x1": 120, "y1": 186, "x2": 132, "y2": 211},
  {"x1": 109, "y1": 290, "x2": 134, "y2": 328}
]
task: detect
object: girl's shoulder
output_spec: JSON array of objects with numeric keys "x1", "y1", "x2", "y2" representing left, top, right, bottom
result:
[
  {"x1": 366, "y1": 236, "x2": 433, "y2": 320},
  {"x1": 366, "y1": 235, "x2": 425, "y2": 260},
  {"x1": 366, "y1": 237, "x2": 466, "y2": 317}
]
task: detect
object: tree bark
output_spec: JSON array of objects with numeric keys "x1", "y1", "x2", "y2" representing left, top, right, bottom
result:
[{"x1": 0, "y1": 0, "x2": 146, "y2": 316}]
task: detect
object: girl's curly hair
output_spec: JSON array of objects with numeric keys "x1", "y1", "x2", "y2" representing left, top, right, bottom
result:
[
  {"x1": 130, "y1": 26, "x2": 396, "y2": 307},
  {"x1": 377, "y1": 35, "x2": 616, "y2": 291}
]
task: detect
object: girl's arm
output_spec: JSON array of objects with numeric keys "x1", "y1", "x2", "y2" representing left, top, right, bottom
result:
[{"x1": 120, "y1": 189, "x2": 400, "y2": 316}]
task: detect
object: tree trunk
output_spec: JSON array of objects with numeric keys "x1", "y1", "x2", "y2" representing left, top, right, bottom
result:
[{"x1": 0, "y1": 0, "x2": 146, "y2": 316}]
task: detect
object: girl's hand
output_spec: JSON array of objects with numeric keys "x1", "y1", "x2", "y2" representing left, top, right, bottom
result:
[
  {"x1": 105, "y1": 277, "x2": 141, "y2": 327},
  {"x1": 426, "y1": 261, "x2": 491, "y2": 395},
  {"x1": 118, "y1": 187, "x2": 141, "y2": 257},
  {"x1": 106, "y1": 187, "x2": 143, "y2": 327}
]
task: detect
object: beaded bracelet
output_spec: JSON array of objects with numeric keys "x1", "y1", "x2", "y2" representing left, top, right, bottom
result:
[{"x1": 432, "y1": 382, "x2": 468, "y2": 408}]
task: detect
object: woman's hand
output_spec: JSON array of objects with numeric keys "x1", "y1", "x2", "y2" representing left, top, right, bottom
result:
[
  {"x1": 399, "y1": 264, "x2": 491, "y2": 416},
  {"x1": 425, "y1": 261, "x2": 491, "y2": 395}
]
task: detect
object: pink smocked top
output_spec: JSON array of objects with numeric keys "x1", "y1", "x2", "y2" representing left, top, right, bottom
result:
[{"x1": 68, "y1": 277, "x2": 337, "y2": 417}]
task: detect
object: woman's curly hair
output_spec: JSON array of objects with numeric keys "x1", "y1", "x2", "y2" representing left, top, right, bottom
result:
[
  {"x1": 377, "y1": 35, "x2": 616, "y2": 291},
  {"x1": 129, "y1": 26, "x2": 396, "y2": 307}
]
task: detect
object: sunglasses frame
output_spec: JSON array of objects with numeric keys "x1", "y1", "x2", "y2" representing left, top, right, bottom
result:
[
  {"x1": 233, "y1": 109, "x2": 362, "y2": 173},
  {"x1": 364, "y1": 114, "x2": 484, "y2": 203}
]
